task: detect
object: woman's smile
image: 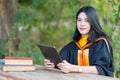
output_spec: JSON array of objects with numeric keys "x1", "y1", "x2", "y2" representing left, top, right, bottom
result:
[{"x1": 80, "y1": 28, "x2": 86, "y2": 31}]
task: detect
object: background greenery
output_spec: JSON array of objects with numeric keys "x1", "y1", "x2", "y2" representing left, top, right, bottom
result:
[{"x1": 0, "y1": 0, "x2": 120, "y2": 78}]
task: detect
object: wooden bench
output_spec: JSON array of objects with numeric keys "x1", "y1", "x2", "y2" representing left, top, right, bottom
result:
[{"x1": 0, "y1": 65, "x2": 120, "y2": 80}]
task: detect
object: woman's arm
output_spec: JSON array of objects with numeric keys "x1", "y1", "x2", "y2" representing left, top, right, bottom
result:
[
  {"x1": 77, "y1": 66, "x2": 98, "y2": 74},
  {"x1": 57, "y1": 60, "x2": 99, "y2": 74}
]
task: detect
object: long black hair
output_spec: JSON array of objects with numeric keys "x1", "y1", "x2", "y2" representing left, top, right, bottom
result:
[{"x1": 73, "y1": 6, "x2": 108, "y2": 42}]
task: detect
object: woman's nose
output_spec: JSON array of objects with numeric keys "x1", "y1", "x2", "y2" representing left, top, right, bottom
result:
[{"x1": 81, "y1": 20, "x2": 85, "y2": 25}]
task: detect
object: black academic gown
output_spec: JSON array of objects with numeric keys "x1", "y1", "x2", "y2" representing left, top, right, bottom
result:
[{"x1": 59, "y1": 39, "x2": 114, "y2": 77}]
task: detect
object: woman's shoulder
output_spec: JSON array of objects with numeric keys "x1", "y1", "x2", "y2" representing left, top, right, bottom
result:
[
  {"x1": 95, "y1": 37, "x2": 111, "y2": 47},
  {"x1": 94, "y1": 37, "x2": 112, "y2": 54},
  {"x1": 95, "y1": 37, "x2": 108, "y2": 43},
  {"x1": 90, "y1": 37, "x2": 110, "y2": 49}
]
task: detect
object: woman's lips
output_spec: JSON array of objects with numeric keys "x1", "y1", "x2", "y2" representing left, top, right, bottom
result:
[{"x1": 80, "y1": 28, "x2": 86, "y2": 30}]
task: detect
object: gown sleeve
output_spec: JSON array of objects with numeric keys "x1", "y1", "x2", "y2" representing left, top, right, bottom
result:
[
  {"x1": 90, "y1": 40, "x2": 114, "y2": 76},
  {"x1": 58, "y1": 41, "x2": 77, "y2": 62},
  {"x1": 59, "y1": 46, "x2": 70, "y2": 61},
  {"x1": 58, "y1": 42, "x2": 73, "y2": 61}
]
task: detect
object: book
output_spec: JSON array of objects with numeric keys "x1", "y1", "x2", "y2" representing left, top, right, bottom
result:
[
  {"x1": 2, "y1": 65, "x2": 36, "y2": 72},
  {"x1": 4, "y1": 56, "x2": 33, "y2": 65}
]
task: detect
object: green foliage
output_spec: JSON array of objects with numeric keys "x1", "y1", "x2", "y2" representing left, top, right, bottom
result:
[
  {"x1": 112, "y1": 32, "x2": 120, "y2": 78},
  {"x1": 1, "y1": 0, "x2": 120, "y2": 78},
  {"x1": 15, "y1": 9, "x2": 33, "y2": 26}
]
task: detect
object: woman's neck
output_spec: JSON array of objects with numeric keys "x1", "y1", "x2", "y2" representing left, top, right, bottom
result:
[{"x1": 81, "y1": 34, "x2": 89, "y2": 38}]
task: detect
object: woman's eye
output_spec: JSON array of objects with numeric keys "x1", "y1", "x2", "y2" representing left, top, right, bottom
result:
[
  {"x1": 85, "y1": 19, "x2": 89, "y2": 22},
  {"x1": 77, "y1": 19, "x2": 81, "y2": 21}
]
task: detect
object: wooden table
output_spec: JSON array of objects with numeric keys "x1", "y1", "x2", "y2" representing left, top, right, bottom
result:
[{"x1": 0, "y1": 65, "x2": 120, "y2": 80}]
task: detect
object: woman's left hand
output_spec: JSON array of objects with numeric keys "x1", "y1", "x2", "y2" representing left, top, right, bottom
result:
[{"x1": 57, "y1": 60, "x2": 76, "y2": 73}]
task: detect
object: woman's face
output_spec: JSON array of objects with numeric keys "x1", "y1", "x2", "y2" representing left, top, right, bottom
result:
[{"x1": 77, "y1": 12, "x2": 91, "y2": 36}]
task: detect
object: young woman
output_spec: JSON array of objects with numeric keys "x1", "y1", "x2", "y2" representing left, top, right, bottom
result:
[{"x1": 44, "y1": 6, "x2": 114, "y2": 77}]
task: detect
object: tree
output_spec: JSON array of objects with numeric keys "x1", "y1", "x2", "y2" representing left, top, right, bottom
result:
[{"x1": 0, "y1": 0, "x2": 17, "y2": 58}]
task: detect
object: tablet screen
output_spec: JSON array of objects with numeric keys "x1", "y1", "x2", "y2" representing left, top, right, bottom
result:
[{"x1": 38, "y1": 44, "x2": 62, "y2": 68}]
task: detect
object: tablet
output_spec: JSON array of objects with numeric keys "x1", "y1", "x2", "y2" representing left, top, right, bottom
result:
[{"x1": 38, "y1": 43, "x2": 62, "y2": 68}]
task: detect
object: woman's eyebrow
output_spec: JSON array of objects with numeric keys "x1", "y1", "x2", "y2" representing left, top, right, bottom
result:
[
  {"x1": 77, "y1": 17, "x2": 88, "y2": 19},
  {"x1": 85, "y1": 18, "x2": 88, "y2": 20}
]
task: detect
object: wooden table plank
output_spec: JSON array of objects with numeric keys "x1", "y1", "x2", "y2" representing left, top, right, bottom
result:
[{"x1": 0, "y1": 65, "x2": 120, "y2": 80}]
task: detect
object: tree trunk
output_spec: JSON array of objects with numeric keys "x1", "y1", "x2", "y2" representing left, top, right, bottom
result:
[{"x1": 0, "y1": 0, "x2": 17, "y2": 58}]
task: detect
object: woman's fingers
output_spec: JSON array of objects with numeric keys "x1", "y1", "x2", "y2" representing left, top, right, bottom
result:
[
  {"x1": 57, "y1": 60, "x2": 73, "y2": 73},
  {"x1": 44, "y1": 59, "x2": 55, "y2": 70}
]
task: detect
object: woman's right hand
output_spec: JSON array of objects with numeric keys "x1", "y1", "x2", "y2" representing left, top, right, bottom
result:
[{"x1": 44, "y1": 59, "x2": 55, "y2": 70}]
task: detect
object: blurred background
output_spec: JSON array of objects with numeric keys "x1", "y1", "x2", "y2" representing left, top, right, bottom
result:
[{"x1": 0, "y1": 0, "x2": 119, "y2": 77}]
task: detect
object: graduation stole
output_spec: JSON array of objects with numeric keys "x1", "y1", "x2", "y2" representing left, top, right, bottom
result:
[{"x1": 75, "y1": 37, "x2": 110, "y2": 66}]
